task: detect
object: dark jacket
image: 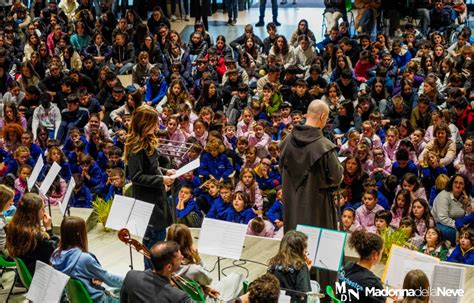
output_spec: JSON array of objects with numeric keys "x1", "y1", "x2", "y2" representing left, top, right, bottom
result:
[
  {"x1": 20, "y1": 230, "x2": 58, "y2": 276},
  {"x1": 121, "y1": 270, "x2": 192, "y2": 303},
  {"x1": 197, "y1": 152, "x2": 234, "y2": 180},
  {"x1": 127, "y1": 149, "x2": 173, "y2": 230},
  {"x1": 206, "y1": 198, "x2": 231, "y2": 220},
  {"x1": 447, "y1": 245, "x2": 474, "y2": 265},
  {"x1": 224, "y1": 207, "x2": 256, "y2": 224},
  {"x1": 111, "y1": 42, "x2": 135, "y2": 65},
  {"x1": 268, "y1": 264, "x2": 311, "y2": 301}
]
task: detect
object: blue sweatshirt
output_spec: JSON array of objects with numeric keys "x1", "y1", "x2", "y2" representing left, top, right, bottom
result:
[
  {"x1": 206, "y1": 198, "x2": 231, "y2": 220},
  {"x1": 225, "y1": 207, "x2": 256, "y2": 224},
  {"x1": 194, "y1": 188, "x2": 221, "y2": 210},
  {"x1": 175, "y1": 197, "x2": 201, "y2": 219},
  {"x1": 391, "y1": 160, "x2": 418, "y2": 183},
  {"x1": 82, "y1": 162, "x2": 105, "y2": 192},
  {"x1": 198, "y1": 152, "x2": 234, "y2": 180},
  {"x1": 70, "y1": 186, "x2": 93, "y2": 208},
  {"x1": 447, "y1": 245, "x2": 474, "y2": 265},
  {"x1": 145, "y1": 75, "x2": 168, "y2": 105},
  {"x1": 267, "y1": 200, "x2": 283, "y2": 223},
  {"x1": 51, "y1": 248, "x2": 124, "y2": 302}
]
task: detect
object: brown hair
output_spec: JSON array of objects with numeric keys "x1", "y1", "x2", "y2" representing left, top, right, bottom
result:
[
  {"x1": 56, "y1": 216, "x2": 88, "y2": 254},
  {"x1": 166, "y1": 223, "x2": 201, "y2": 264},
  {"x1": 124, "y1": 106, "x2": 159, "y2": 162}
]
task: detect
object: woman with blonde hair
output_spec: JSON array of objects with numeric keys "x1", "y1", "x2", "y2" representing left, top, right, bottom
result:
[
  {"x1": 125, "y1": 105, "x2": 175, "y2": 269},
  {"x1": 166, "y1": 223, "x2": 244, "y2": 301}
]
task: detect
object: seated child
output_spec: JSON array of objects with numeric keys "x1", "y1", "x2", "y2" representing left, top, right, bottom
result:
[
  {"x1": 429, "y1": 174, "x2": 449, "y2": 206},
  {"x1": 410, "y1": 198, "x2": 434, "y2": 238},
  {"x1": 225, "y1": 191, "x2": 257, "y2": 224},
  {"x1": 421, "y1": 151, "x2": 448, "y2": 191},
  {"x1": 197, "y1": 138, "x2": 234, "y2": 182},
  {"x1": 41, "y1": 146, "x2": 72, "y2": 182},
  {"x1": 176, "y1": 184, "x2": 203, "y2": 228},
  {"x1": 104, "y1": 168, "x2": 125, "y2": 202},
  {"x1": 79, "y1": 154, "x2": 106, "y2": 194},
  {"x1": 195, "y1": 179, "x2": 222, "y2": 214},
  {"x1": 177, "y1": 171, "x2": 201, "y2": 191},
  {"x1": 0, "y1": 184, "x2": 14, "y2": 254},
  {"x1": 390, "y1": 189, "x2": 411, "y2": 229},
  {"x1": 339, "y1": 208, "x2": 361, "y2": 233},
  {"x1": 400, "y1": 217, "x2": 424, "y2": 248},
  {"x1": 247, "y1": 217, "x2": 275, "y2": 238},
  {"x1": 267, "y1": 187, "x2": 284, "y2": 230},
  {"x1": 14, "y1": 164, "x2": 32, "y2": 205},
  {"x1": 46, "y1": 176, "x2": 67, "y2": 206},
  {"x1": 368, "y1": 210, "x2": 393, "y2": 235},
  {"x1": 68, "y1": 141, "x2": 87, "y2": 174},
  {"x1": 355, "y1": 189, "x2": 384, "y2": 230},
  {"x1": 447, "y1": 228, "x2": 474, "y2": 265},
  {"x1": 235, "y1": 168, "x2": 263, "y2": 211},
  {"x1": 242, "y1": 146, "x2": 260, "y2": 170},
  {"x1": 247, "y1": 120, "x2": 272, "y2": 159},
  {"x1": 70, "y1": 174, "x2": 93, "y2": 208},
  {"x1": 4, "y1": 146, "x2": 35, "y2": 178},
  {"x1": 418, "y1": 227, "x2": 449, "y2": 261},
  {"x1": 207, "y1": 181, "x2": 233, "y2": 220},
  {"x1": 224, "y1": 125, "x2": 237, "y2": 150},
  {"x1": 363, "y1": 178, "x2": 389, "y2": 210}
]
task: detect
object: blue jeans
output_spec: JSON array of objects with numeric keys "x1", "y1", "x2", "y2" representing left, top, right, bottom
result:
[
  {"x1": 259, "y1": 0, "x2": 278, "y2": 21},
  {"x1": 143, "y1": 226, "x2": 166, "y2": 270},
  {"x1": 436, "y1": 223, "x2": 457, "y2": 245},
  {"x1": 226, "y1": 0, "x2": 238, "y2": 20},
  {"x1": 359, "y1": 9, "x2": 374, "y2": 33}
]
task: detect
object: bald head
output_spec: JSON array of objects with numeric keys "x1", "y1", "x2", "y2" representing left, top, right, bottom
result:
[{"x1": 306, "y1": 100, "x2": 329, "y2": 128}]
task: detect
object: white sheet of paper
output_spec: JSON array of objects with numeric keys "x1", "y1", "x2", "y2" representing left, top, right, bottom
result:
[
  {"x1": 39, "y1": 162, "x2": 62, "y2": 195},
  {"x1": 338, "y1": 157, "x2": 347, "y2": 163},
  {"x1": 26, "y1": 261, "x2": 69, "y2": 302},
  {"x1": 170, "y1": 158, "x2": 200, "y2": 179},
  {"x1": 125, "y1": 199, "x2": 155, "y2": 238},
  {"x1": 296, "y1": 225, "x2": 321, "y2": 264},
  {"x1": 198, "y1": 218, "x2": 247, "y2": 260},
  {"x1": 314, "y1": 229, "x2": 347, "y2": 272},
  {"x1": 105, "y1": 195, "x2": 135, "y2": 231},
  {"x1": 60, "y1": 178, "x2": 76, "y2": 216},
  {"x1": 383, "y1": 245, "x2": 439, "y2": 289},
  {"x1": 401, "y1": 260, "x2": 436, "y2": 286},
  {"x1": 278, "y1": 290, "x2": 292, "y2": 303},
  {"x1": 431, "y1": 264, "x2": 466, "y2": 303},
  {"x1": 28, "y1": 156, "x2": 44, "y2": 191}
]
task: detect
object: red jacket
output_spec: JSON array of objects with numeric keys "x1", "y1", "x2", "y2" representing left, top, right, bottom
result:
[{"x1": 456, "y1": 106, "x2": 473, "y2": 137}]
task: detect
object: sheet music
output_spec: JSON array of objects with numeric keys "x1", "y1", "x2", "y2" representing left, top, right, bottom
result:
[
  {"x1": 383, "y1": 245, "x2": 439, "y2": 289},
  {"x1": 26, "y1": 261, "x2": 69, "y2": 302},
  {"x1": 170, "y1": 158, "x2": 200, "y2": 179},
  {"x1": 125, "y1": 199, "x2": 155, "y2": 238},
  {"x1": 401, "y1": 260, "x2": 436, "y2": 286},
  {"x1": 314, "y1": 229, "x2": 346, "y2": 272},
  {"x1": 60, "y1": 178, "x2": 76, "y2": 216},
  {"x1": 198, "y1": 218, "x2": 247, "y2": 260},
  {"x1": 338, "y1": 157, "x2": 347, "y2": 163},
  {"x1": 39, "y1": 162, "x2": 62, "y2": 195},
  {"x1": 28, "y1": 156, "x2": 44, "y2": 191},
  {"x1": 431, "y1": 264, "x2": 465, "y2": 303},
  {"x1": 296, "y1": 225, "x2": 321, "y2": 264},
  {"x1": 105, "y1": 195, "x2": 135, "y2": 231}
]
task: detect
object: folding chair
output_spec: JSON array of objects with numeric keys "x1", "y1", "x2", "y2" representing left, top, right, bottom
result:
[{"x1": 66, "y1": 278, "x2": 93, "y2": 303}]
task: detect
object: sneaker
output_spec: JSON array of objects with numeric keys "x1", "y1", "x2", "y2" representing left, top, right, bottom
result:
[
  {"x1": 184, "y1": 15, "x2": 190, "y2": 21},
  {"x1": 227, "y1": 19, "x2": 233, "y2": 26},
  {"x1": 233, "y1": 19, "x2": 237, "y2": 25},
  {"x1": 255, "y1": 21, "x2": 265, "y2": 27},
  {"x1": 280, "y1": 0, "x2": 287, "y2": 4},
  {"x1": 171, "y1": 15, "x2": 177, "y2": 22},
  {"x1": 273, "y1": 20, "x2": 281, "y2": 26}
]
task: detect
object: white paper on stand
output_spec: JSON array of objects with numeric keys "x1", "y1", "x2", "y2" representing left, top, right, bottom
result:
[
  {"x1": 39, "y1": 162, "x2": 62, "y2": 195},
  {"x1": 170, "y1": 158, "x2": 200, "y2": 179},
  {"x1": 125, "y1": 199, "x2": 155, "y2": 238},
  {"x1": 296, "y1": 225, "x2": 321, "y2": 264},
  {"x1": 431, "y1": 264, "x2": 465, "y2": 303},
  {"x1": 28, "y1": 156, "x2": 44, "y2": 191},
  {"x1": 60, "y1": 178, "x2": 76, "y2": 216},
  {"x1": 198, "y1": 218, "x2": 247, "y2": 260},
  {"x1": 314, "y1": 229, "x2": 346, "y2": 271},
  {"x1": 26, "y1": 260, "x2": 69, "y2": 302},
  {"x1": 105, "y1": 195, "x2": 135, "y2": 230}
]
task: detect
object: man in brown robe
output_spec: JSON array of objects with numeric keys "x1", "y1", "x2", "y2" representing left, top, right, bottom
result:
[{"x1": 279, "y1": 99, "x2": 344, "y2": 295}]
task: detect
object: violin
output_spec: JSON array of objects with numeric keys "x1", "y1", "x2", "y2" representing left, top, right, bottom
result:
[{"x1": 117, "y1": 228, "x2": 205, "y2": 300}]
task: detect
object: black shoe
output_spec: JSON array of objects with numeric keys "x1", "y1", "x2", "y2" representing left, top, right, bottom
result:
[
  {"x1": 232, "y1": 19, "x2": 237, "y2": 25},
  {"x1": 255, "y1": 21, "x2": 265, "y2": 27},
  {"x1": 227, "y1": 19, "x2": 233, "y2": 26},
  {"x1": 273, "y1": 20, "x2": 281, "y2": 26}
]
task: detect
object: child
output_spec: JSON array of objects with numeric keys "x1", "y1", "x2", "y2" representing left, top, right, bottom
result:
[
  {"x1": 390, "y1": 189, "x2": 412, "y2": 229},
  {"x1": 365, "y1": 147, "x2": 391, "y2": 181},
  {"x1": 267, "y1": 187, "x2": 284, "y2": 229},
  {"x1": 236, "y1": 108, "x2": 254, "y2": 138},
  {"x1": 419, "y1": 227, "x2": 449, "y2": 261},
  {"x1": 195, "y1": 179, "x2": 222, "y2": 214},
  {"x1": 290, "y1": 110, "x2": 304, "y2": 125},
  {"x1": 177, "y1": 171, "x2": 201, "y2": 192},
  {"x1": 454, "y1": 136, "x2": 473, "y2": 171},
  {"x1": 14, "y1": 164, "x2": 32, "y2": 205},
  {"x1": 355, "y1": 189, "x2": 384, "y2": 230},
  {"x1": 255, "y1": 157, "x2": 281, "y2": 197},
  {"x1": 79, "y1": 154, "x2": 105, "y2": 194},
  {"x1": 362, "y1": 178, "x2": 389, "y2": 210},
  {"x1": 340, "y1": 208, "x2": 361, "y2": 233},
  {"x1": 62, "y1": 127, "x2": 87, "y2": 158},
  {"x1": 401, "y1": 173, "x2": 427, "y2": 202},
  {"x1": 410, "y1": 198, "x2": 434, "y2": 239},
  {"x1": 0, "y1": 184, "x2": 14, "y2": 254},
  {"x1": 197, "y1": 138, "x2": 234, "y2": 182},
  {"x1": 104, "y1": 168, "x2": 125, "y2": 202},
  {"x1": 145, "y1": 66, "x2": 168, "y2": 108},
  {"x1": 224, "y1": 125, "x2": 237, "y2": 150},
  {"x1": 70, "y1": 174, "x2": 93, "y2": 208},
  {"x1": 247, "y1": 120, "x2": 272, "y2": 159},
  {"x1": 43, "y1": 146, "x2": 72, "y2": 182},
  {"x1": 338, "y1": 130, "x2": 360, "y2": 156},
  {"x1": 269, "y1": 112, "x2": 286, "y2": 141},
  {"x1": 447, "y1": 228, "x2": 474, "y2": 265},
  {"x1": 383, "y1": 126, "x2": 400, "y2": 163},
  {"x1": 226, "y1": 84, "x2": 251, "y2": 125},
  {"x1": 378, "y1": 175, "x2": 398, "y2": 207},
  {"x1": 267, "y1": 142, "x2": 280, "y2": 166},
  {"x1": 411, "y1": 128, "x2": 426, "y2": 157},
  {"x1": 21, "y1": 131, "x2": 43, "y2": 162},
  {"x1": 224, "y1": 191, "x2": 257, "y2": 224},
  {"x1": 84, "y1": 113, "x2": 111, "y2": 143},
  {"x1": 247, "y1": 217, "x2": 275, "y2": 238},
  {"x1": 4, "y1": 146, "x2": 35, "y2": 178},
  {"x1": 176, "y1": 184, "x2": 203, "y2": 228},
  {"x1": 287, "y1": 79, "x2": 312, "y2": 113},
  {"x1": 400, "y1": 217, "x2": 424, "y2": 248},
  {"x1": 235, "y1": 168, "x2": 263, "y2": 211},
  {"x1": 429, "y1": 174, "x2": 449, "y2": 206},
  {"x1": 207, "y1": 181, "x2": 233, "y2": 220},
  {"x1": 46, "y1": 176, "x2": 67, "y2": 206},
  {"x1": 368, "y1": 210, "x2": 393, "y2": 235},
  {"x1": 280, "y1": 102, "x2": 292, "y2": 125},
  {"x1": 192, "y1": 119, "x2": 209, "y2": 148},
  {"x1": 391, "y1": 149, "x2": 418, "y2": 184},
  {"x1": 242, "y1": 146, "x2": 260, "y2": 169},
  {"x1": 421, "y1": 151, "x2": 448, "y2": 192},
  {"x1": 360, "y1": 121, "x2": 382, "y2": 149}
]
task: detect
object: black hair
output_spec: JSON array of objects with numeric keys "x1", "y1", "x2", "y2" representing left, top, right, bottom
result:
[
  {"x1": 150, "y1": 241, "x2": 180, "y2": 271},
  {"x1": 349, "y1": 230, "x2": 383, "y2": 260},
  {"x1": 375, "y1": 210, "x2": 392, "y2": 225}
]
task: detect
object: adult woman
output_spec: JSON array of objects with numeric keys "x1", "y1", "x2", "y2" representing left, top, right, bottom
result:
[
  {"x1": 432, "y1": 174, "x2": 473, "y2": 244},
  {"x1": 6, "y1": 193, "x2": 58, "y2": 275},
  {"x1": 419, "y1": 123, "x2": 457, "y2": 168},
  {"x1": 289, "y1": 19, "x2": 316, "y2": 47},
  {"x1": 166, "y1": 224, "x2": 244, "y2": 301},
  {"x1": 51, "y1": 216, "x2": 123, "y2": 302},
  {"x1": 269, "y1": 35, "x2": 295, "y2": 69},
  {"x1": 125, "y1": 106, "x2": 175, "y2": 269},
  {"x1": 337, "y1": 230, "x2": 386, "y2": 302},
  {"x1": 268, "y1": 230, "x2": 312, "y2": 301}
]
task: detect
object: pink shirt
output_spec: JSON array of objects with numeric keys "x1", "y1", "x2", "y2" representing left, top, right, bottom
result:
[
  {"x1": 356, "y1": 204, "x2": 384, "y2": 230},
  {"x1": 341, "y1": 221, "x2": 362, "y2": 233},
  {"x1": 360, "y1": 134, "x2": 382, "y2": 149},
  {"x1": 415, "y1": 217, "x2": 434, "y2": 238},
  {"x1": 235, "y1": 181, "x2": 263, "y2": 210},
  {"x1": 365, "y1": 157, "x2": 392, "y2": 178},
  {"x1": 247, "y1": 133, "x2": 271, "y2": 159},
  {"x1": 247, "y1": 219, "x2": 275, "y2": 238},
  {"x1": 237, "y1": 120, "x2": 253, "y2": 138},
  {"x1": 383, "y1": 140, "x2": 400, "y2": 163},
  {"x1": 390, "y1": 208, "x2": 404, "y2": 229}
]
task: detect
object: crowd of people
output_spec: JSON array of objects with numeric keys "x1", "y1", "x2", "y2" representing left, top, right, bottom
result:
[{"x1": 0, "y1": 0, "x2": 472, "y2": 301}]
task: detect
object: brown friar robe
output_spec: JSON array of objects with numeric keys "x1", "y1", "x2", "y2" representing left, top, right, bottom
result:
[{"x1": 279, "y1": 124, "x2": 344, "y2": 292}]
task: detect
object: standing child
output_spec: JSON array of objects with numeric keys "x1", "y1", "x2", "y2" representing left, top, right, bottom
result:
[
  {"x1": 14, "y1": 164, "x2": 32, "y2": 205},
  {"x1": 418, "y1": 227, "x2": 449, "y2": 261},
  {"x1": 390, "y1": 189, "x2": 412, "y2": 229},
  {"x1": 355, "y1": 189, "x2": 384, "y2": 230},
  {"x1": 176, "y1": 184, "x2": 203, "y2": 228},
  {"x1": 410, "y1": 198, "x2": 435, "y2": 239},
  {"x1": 224, "y1": 191, "x2": 257, "y2": 224},
  {"x1": 235, "y1": 168, "x2": 263, "y2": 211}
]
